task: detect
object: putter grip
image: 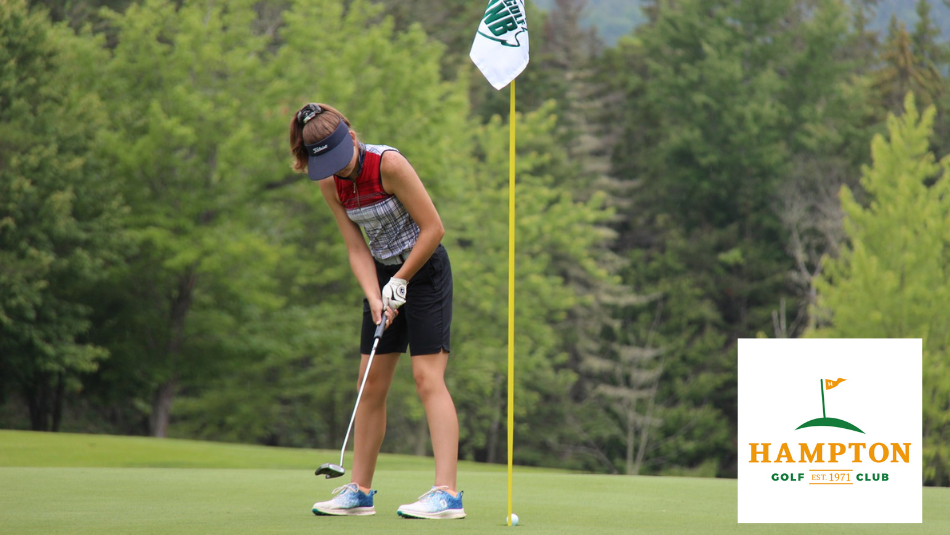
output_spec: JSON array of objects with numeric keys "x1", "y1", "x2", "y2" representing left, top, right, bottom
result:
[{"x1": 374, "y1": 312, "x2": 387, "y2": 340}]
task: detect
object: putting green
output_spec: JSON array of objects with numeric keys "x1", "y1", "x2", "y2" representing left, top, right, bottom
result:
[{"x1": 0, "y1": 431, "x2": 947, "y2": 534}]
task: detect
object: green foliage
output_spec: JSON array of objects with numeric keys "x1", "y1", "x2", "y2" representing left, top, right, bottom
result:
[
  {"x1": 618, "y1": 232, "x2": 733, "y2": 477},
  {"x1": 597, "y1": 0, "x2": 882, "y2": 477},
  {"x1": 3, "y1": 0, "x2": 949, "y2": 486},
  {"x1": 812, "y1": 93, "x2": 950, "y2": 485},
  {"x1": 0, "y1": 0, "x2": 125, "y2": 430},
  {"x1": 449, "y1": 102, "x2": 617, "y2": 465},
  {"x1": 90, "y1": 0, "x2": 288, "y2": 436},
  {"x1": 374, "y1": 0, "x2": 486, "y2": 80},
  {"x1": 168, "y1": 0, "x2": 475, "y2": 450},
  {"x1": 631, "y1": 0, "x2": 792, "y2": 230},
  {"x1": 873, "y1": 17, "x2": 943, "y2": 113},
  {"x1": 170, "y1": 306, "x2": 359, "y2": 448},
  {"x1": 169, "y1": 0, "x2": 623, "y2": 464}
]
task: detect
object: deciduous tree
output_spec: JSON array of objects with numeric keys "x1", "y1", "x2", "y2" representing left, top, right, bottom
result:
[{"x1": 0, "y1": 0, "x2": 124, "y2": 431}]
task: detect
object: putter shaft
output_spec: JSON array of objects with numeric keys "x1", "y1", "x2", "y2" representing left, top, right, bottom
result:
[{"x1": 323, "y1": 312, "x2": 388, "y2": 473}]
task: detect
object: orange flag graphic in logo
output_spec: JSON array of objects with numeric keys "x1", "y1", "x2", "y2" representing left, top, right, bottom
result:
[{"x1": 824, "y1": 378, "x2": 846, "y2": 390}]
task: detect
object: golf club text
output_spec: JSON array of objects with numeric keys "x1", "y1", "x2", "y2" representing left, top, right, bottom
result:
[
  {"x1": 748, "y1": 442, "x2": 911, "y2": 463},
  {"x1": 770, "y1": 472, "x2": 890, "y2": 482},
  {"x1": 772, "y1": 473, "x2": 805, "y2": 481}
]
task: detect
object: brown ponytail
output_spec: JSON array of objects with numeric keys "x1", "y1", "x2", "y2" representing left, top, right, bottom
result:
[{"x1": 289, "y1": 103, "x2": 358, "y2": 173}]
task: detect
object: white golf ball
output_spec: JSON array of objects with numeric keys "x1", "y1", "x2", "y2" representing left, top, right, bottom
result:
[{"x1": 508, "y1": 513, "x2": 519, "y2": 526}]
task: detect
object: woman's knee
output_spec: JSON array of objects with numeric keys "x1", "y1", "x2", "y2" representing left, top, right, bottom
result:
[
  {"x1": 358, "y1": 364, "x2": 395, "y2": 403},
  {"x1": 413, "y1": 367, "x2": 445, "y2": 399}
]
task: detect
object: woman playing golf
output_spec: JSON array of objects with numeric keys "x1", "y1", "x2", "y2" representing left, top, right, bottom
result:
[{"x1": 289, "y1": 103, "x2": 463, "y2": 520}]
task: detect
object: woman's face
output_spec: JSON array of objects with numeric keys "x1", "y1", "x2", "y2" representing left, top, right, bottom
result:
[{"x1": 334, "y1": 131, "x2": 360, "y2": 177}]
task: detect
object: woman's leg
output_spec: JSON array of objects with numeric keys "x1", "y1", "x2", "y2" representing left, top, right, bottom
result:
[
  {"x1": 351, "y1": 352, "x2": 400, "y2": 490},
  {"x1": 411, "y1": 350, "x2": 459, "y2": 491}
]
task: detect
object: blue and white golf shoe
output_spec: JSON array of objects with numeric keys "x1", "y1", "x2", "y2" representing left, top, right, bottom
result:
[
  {"x1": 312, "y1": 483, "x2": 376, "y2": 516},
  {"x1": 396, "y1": 486, "x2": 466, "y2": 519}
]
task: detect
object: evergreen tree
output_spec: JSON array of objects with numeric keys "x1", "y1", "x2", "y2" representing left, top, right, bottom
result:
[
  {"x1": 598, "y1": 0, "x2": 878, "y2": 476},
  {"x1": 447, "y1": 103, "x2": 619, "y2": 466},
  {"x1": 912, "y1": 0, "x2": 946, "y2": 70},
  {"x1": 777, "y1": 0, "x2": 878, "y2": 333},
  {"x1": 621, "y1": 235, "x2": 732, "y2": 476},
  {"x1": 577, "y1": 289, "x2": 664, "y2": 475},
  {"x1": 813, "y1": 93, "x2": 950, "y2": 486},
  {"x1": 846, "y1": 0, "x2": 883, "y2": 74},
  {"x1": 27, "y1": 0, "x2": 134, "y2": 28},
  {"x1": 873, "y1": 17, "x2": 942, "y2": 113},
  {"x1": 374, "y1": 0, "x2": 485, "y2": 79}
]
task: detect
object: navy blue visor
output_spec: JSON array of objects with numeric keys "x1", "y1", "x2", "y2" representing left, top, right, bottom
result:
[{"x1": 305, "y1": 119, "x2": 352, "y2": 181}]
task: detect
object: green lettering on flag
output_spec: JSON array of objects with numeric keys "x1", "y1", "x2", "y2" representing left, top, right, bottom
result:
[{"x1": 471, "y1": 0, "x2": 529, "y2": 89}]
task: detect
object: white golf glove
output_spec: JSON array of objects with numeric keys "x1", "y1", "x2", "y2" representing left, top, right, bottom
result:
[{"x1": 382, "y1": 277, "x2": 408, "y2": 310}]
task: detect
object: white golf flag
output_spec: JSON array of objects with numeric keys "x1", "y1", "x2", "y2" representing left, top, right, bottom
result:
[{"x1": 470, "y1": 0, "x2": 530, "y2": 90}]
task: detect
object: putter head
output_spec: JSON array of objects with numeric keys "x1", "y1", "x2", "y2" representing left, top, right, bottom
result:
[{"x1": 315, "y1": 463, "x2": 345, "y2": 479}]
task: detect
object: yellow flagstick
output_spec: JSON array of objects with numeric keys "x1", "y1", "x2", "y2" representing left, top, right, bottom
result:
[{"x1": 507, "y1": 79, "x2": 516, "y2": 527}]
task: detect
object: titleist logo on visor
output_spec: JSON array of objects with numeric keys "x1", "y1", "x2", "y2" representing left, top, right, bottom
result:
[{"x1": 304, "y1": 118, "x2": 351, "y2": 181}]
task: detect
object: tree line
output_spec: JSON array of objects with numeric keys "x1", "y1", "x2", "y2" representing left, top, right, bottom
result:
[{"x1": 1, "y1": 0, "x2": 947, "y2": 486}]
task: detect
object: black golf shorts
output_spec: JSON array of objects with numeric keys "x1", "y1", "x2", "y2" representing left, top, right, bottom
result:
[{"x1": 360, "y1": 243, "x2": 452, "y2": 356}]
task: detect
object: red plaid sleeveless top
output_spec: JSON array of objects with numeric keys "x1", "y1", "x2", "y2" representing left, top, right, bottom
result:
[{"x1": 334, "y1": 144, "x2": 420, "y2": 261}]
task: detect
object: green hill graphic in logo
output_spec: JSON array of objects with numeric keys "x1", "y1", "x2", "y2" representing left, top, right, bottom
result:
[{"x1": 795, "y1": 378, "x2": 864, "y2": 434}]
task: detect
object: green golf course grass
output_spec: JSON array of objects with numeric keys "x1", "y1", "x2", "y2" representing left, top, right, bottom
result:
[{"x1": 1, "y1": 430, "x2": 947, "y2": 534}]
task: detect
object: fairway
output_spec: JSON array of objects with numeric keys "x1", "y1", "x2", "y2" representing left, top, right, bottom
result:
[{"x1": 1, "y1": 431, "x2": 947, "y2": 534}]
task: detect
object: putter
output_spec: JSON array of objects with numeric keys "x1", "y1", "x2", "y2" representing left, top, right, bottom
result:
[{"x1": 316, "y1": 311, "x2": 388, "y2": 479}]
